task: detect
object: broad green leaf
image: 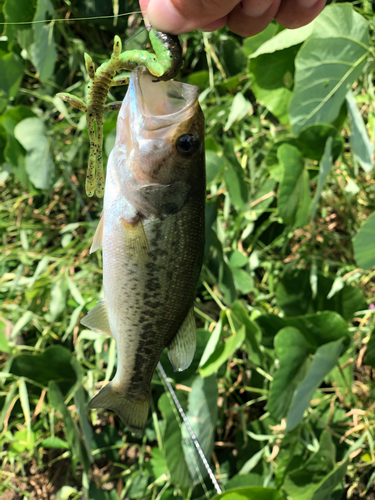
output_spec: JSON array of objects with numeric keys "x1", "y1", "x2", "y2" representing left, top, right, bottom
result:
[
  {"x1": 295, "y1": 124, "x2": 342, "y2": 162},
  {"x1": 287, "y1": 339, "x2": 343, "y2": 430},
  {"x1": 346, "y1": 91, "x2": 373, "y2": 172},
  {"x1": 310, "y1": 137, "x2": 333, "y2": 219},
  {"x1": 55, "y1": 486, "x2": 80, "y2": 500},
  {"x1": 250, "y1": 46, "x2": 297, "y2": 124},
  {"x1": 4, "y1": 0, "x2": 37, "y2": 36},
  {"x1": 212, "y1": 486, "x2": 284, "y2": 500},
  {"x1": 200, "y1": 325, "x2": 245, "y2": 378},
  {"x1": 10, "y1": 345, "x2": 77, "y2": 394},
  {"x1": 231, "y1": 267, "x2": 254, "y2": 295},
  {"x1": 229, "y1": 250, "x2": 248, "y2": 268},
  {"x1": 277, "y1": 144, "x2": 310, "y2": 227},
  {"x1": 221, "y1": 38, "x2": 248, "y2": 77},
  {"x1": 243, "y1": 23, "x2": 278, "y2": 57},
  {"x1": 284, "y1": 430, "x2": 337, "y2": 499},
  {"x1": 14, "y1": 117, "x2": 55, "y2": 190},
  {"x1": 267, "y1": 327, "x2": 310, "y2": 420},
  {"x1": 289, "y1": 5, "x2": 370, "y2": 134},
  {"x1": 31, "y1": 0, "x2": 57, "y2": 82},
  {"x1": 365, "y1": 328, "x2": 375, "y2": 368},
  {"x1": 224, "y1": 93, "x2": 252, "y2": 131},
  {"x1": 9, "y1": 428, "x2": 35, "y2": 455},
  {"x1": 225, "y1": 474, "x2": 264, "y2": 489},
  {"x1": 182, "y1": 375, "x2": 217, "y2": 484},
  {"x1": 276, "y1": 269, "x2": 367, "y2": 321},
  {"x1": 251, "y1": 25, "x2": 313, "y2": 58},
  {"x1": 256, "y1": 311, "x2": 350, "y2": 351},
  {"x1": 206, "y1": 151, "x2": 226, "y2": 185},
  {"x1": 223, "y1": 141, "x2": 249, "y2": 211},
  {"x1": 0, "y1": 52, "x2": 24, "y2": 103},
  {"x1": 158, "y1": 391, "x2": 192, "y2": 488},
  {"x1": 353, "y1": 212, "x2": 375, "y2": 270}
]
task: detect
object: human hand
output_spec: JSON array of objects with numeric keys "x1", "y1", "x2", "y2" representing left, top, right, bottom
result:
[{"x1": 139, "y1": 0, "x2": 327, "y2": 37}]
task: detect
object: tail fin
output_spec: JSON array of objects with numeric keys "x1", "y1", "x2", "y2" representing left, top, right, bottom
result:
[{"x1": 88, "y1": 382, "x2": 150, "y2": 434}]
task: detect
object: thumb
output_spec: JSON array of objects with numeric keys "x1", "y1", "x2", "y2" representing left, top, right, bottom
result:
[{"x1": 141, "y1": 0, "x2": 238, "y2": 34}]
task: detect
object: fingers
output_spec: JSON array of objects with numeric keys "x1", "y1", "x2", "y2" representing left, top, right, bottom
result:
[
  {"x1": 139, "y1": 0, "x2": 328, "y2": 36},
  {"x1": 275, "y1": 0, "x2": 326, "y2": 29},
  {"x1": 227, "y1": 0, "x2": 281, "y2": 37},
  {"x1": 141, "y1": 0, "x2": 239, "y2": 34}
]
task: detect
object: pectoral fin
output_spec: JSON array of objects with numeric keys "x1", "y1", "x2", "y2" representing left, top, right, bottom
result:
[
  {"x1": 90, "y1": 215, "x2": 104, "y2": 253},
  {"x1": 80, "y1": 299, "x2": 112, "y2": 337},
  {"x1": 121, "y1": 218, "x2": 149, "y2": 262},
  {"x1": 168, "y1": 306, "x2": 196, "y2": 372}
]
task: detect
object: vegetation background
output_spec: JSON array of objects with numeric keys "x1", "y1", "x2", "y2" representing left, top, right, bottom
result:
[{"x1": 1, "y1": 0, "x2": 375, "y2": 498}]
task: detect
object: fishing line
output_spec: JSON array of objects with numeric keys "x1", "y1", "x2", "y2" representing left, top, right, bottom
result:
[
  {"x1": 53, "y1": 138, "x2": 221, "y2": 495},
  {"x1": 157, "y1": 363, "x2": 222, "y2": 495},
  {"x1": 0, "y1": 11, "x2": 142, "y2": 26}
]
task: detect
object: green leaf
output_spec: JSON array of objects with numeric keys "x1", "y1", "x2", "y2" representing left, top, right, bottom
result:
[
  {"x1": 224, "y1": 93, "x2": 252, "y2": 131},
  {"x1": 346, "y1": 91, "x2": 373, "y2": 172},
  {"x1": 276, "y1": 269, "x2": 367, "y2": 321},
  {"x1": 10, "y1": 345, "x2": 77, "y2": 394},
  {"x1": 199, "y1": 325, "x2": 245, "y2": 378},
  {"x1": 206, "y1": 151, "x2": 226, "y2": 185},
  {"x1": 182, "y1": 375, "x2": 217, "y2": 484},
  {"x1": 0, "y1": 52, "x2": 24, "y2": 101},
  {"x1": 223, "y1": 141, "x2": 249, "y2": 211},
  {"x1": 14, "y1": 117, "x2": 55, "y2": 190},
  {"x1": 231, "y1": 267, "x2": 254, "y2": 295},
  {"x1": 211, "y1": 486, "x2": 284, "y2": 500},
  {"x1": 289, "y1": 5, "x2": 370, "y2": 134},
  {"x1": 4, "y1": 0, "x2": 37, "y2": 36},
  {"x1": 287, "y1": 338, "x2": 343, "y2": 430},
  {"x1": 243, "y1": 23, "x2": 278, "y2": 57},
  {"x1": 9, "y1": 428, "x2": 35, "y2": 455},
  {"x1": 256, "y1": 311, "x2": 350, "y2": 351},
  {"x1": 158, "y1": 391, "x2": 192, "y2": 489},
  {"x1": 230, "y1": 301, "x2": 263, "y2": 365},
  {"x1": 277, "y1": 144, "x2": 310, "y2": 227},
  {"x1": 0, "y1": 319, "x2": 10, "y2": 353},
  {"x1": 267, "y1": 327, "x2": 310, "y2": 420},
  {"x1": 41, "y1": 436, "x2": 70, "y2": 449},
  {"x1": 229, "y1": 250, "x2": 248, "y2": 268},
  {"x1": 251, "y1": 25, "x2": 313, "y2": 58},
  {"x1": 250, "y1": 46, "x2": 297, "y2": 124},
  {"x1": 31, "y1": 0, "x2": 57, "y2": 82},
  {"x1": 353, "y1": 212, "x2": 375, "y2": 270},
  {"x1": 19, "y1": 378, "x2": 31, "y2": 440}
]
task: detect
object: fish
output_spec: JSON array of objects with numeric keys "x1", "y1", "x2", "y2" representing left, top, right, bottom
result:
[{"x1": 80, "y1": 67, "x2": 205, "y2": 433}]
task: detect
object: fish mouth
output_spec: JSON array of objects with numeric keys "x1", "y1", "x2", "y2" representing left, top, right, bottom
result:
[{"x1": 133, "y1": 67, "x2": 199, "y2": 130}]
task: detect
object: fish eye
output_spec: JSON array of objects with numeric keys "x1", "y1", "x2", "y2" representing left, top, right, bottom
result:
[{"x1": 175, "y1": 134, "x2": 200, "y2": 157}]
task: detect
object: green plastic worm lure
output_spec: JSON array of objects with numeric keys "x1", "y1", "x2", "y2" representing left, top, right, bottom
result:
[{"x1": 57, "y1": 28, "x2": 182, "y2": 197}]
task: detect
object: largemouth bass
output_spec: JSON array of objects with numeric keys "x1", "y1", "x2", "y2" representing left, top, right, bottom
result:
[{"x1": 81, "y1": 67, "x2": 205, "y2": 433}]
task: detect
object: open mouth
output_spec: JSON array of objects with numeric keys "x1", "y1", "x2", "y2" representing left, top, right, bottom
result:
[{"x1": 134, "y1": 67, "x2": 199, "y2": 120}]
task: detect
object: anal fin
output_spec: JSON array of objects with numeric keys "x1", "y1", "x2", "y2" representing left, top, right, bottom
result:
[
  {"x1": 168, "y1": 306, "x2": 196, "y2": 372},
  {"x1": 80, "y1": 299, "x2": 113, "y2": 337},
  {"x1": 121, "y1": 218, "x2": 149, "y2": 262},
  {"x1": 90, "y1": 214, "x2": 104, "y2": 253}
]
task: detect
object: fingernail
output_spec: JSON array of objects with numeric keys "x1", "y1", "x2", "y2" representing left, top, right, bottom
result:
[
  {"x1": 297, "y1": 0, "x2": 319, "y2": 8},
  {"x1": 147, "y1": 0, "x2": 187, "y2": 33},
  {"x1": 240, "y1": 0, "x2": 275, "y2": 17}
]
